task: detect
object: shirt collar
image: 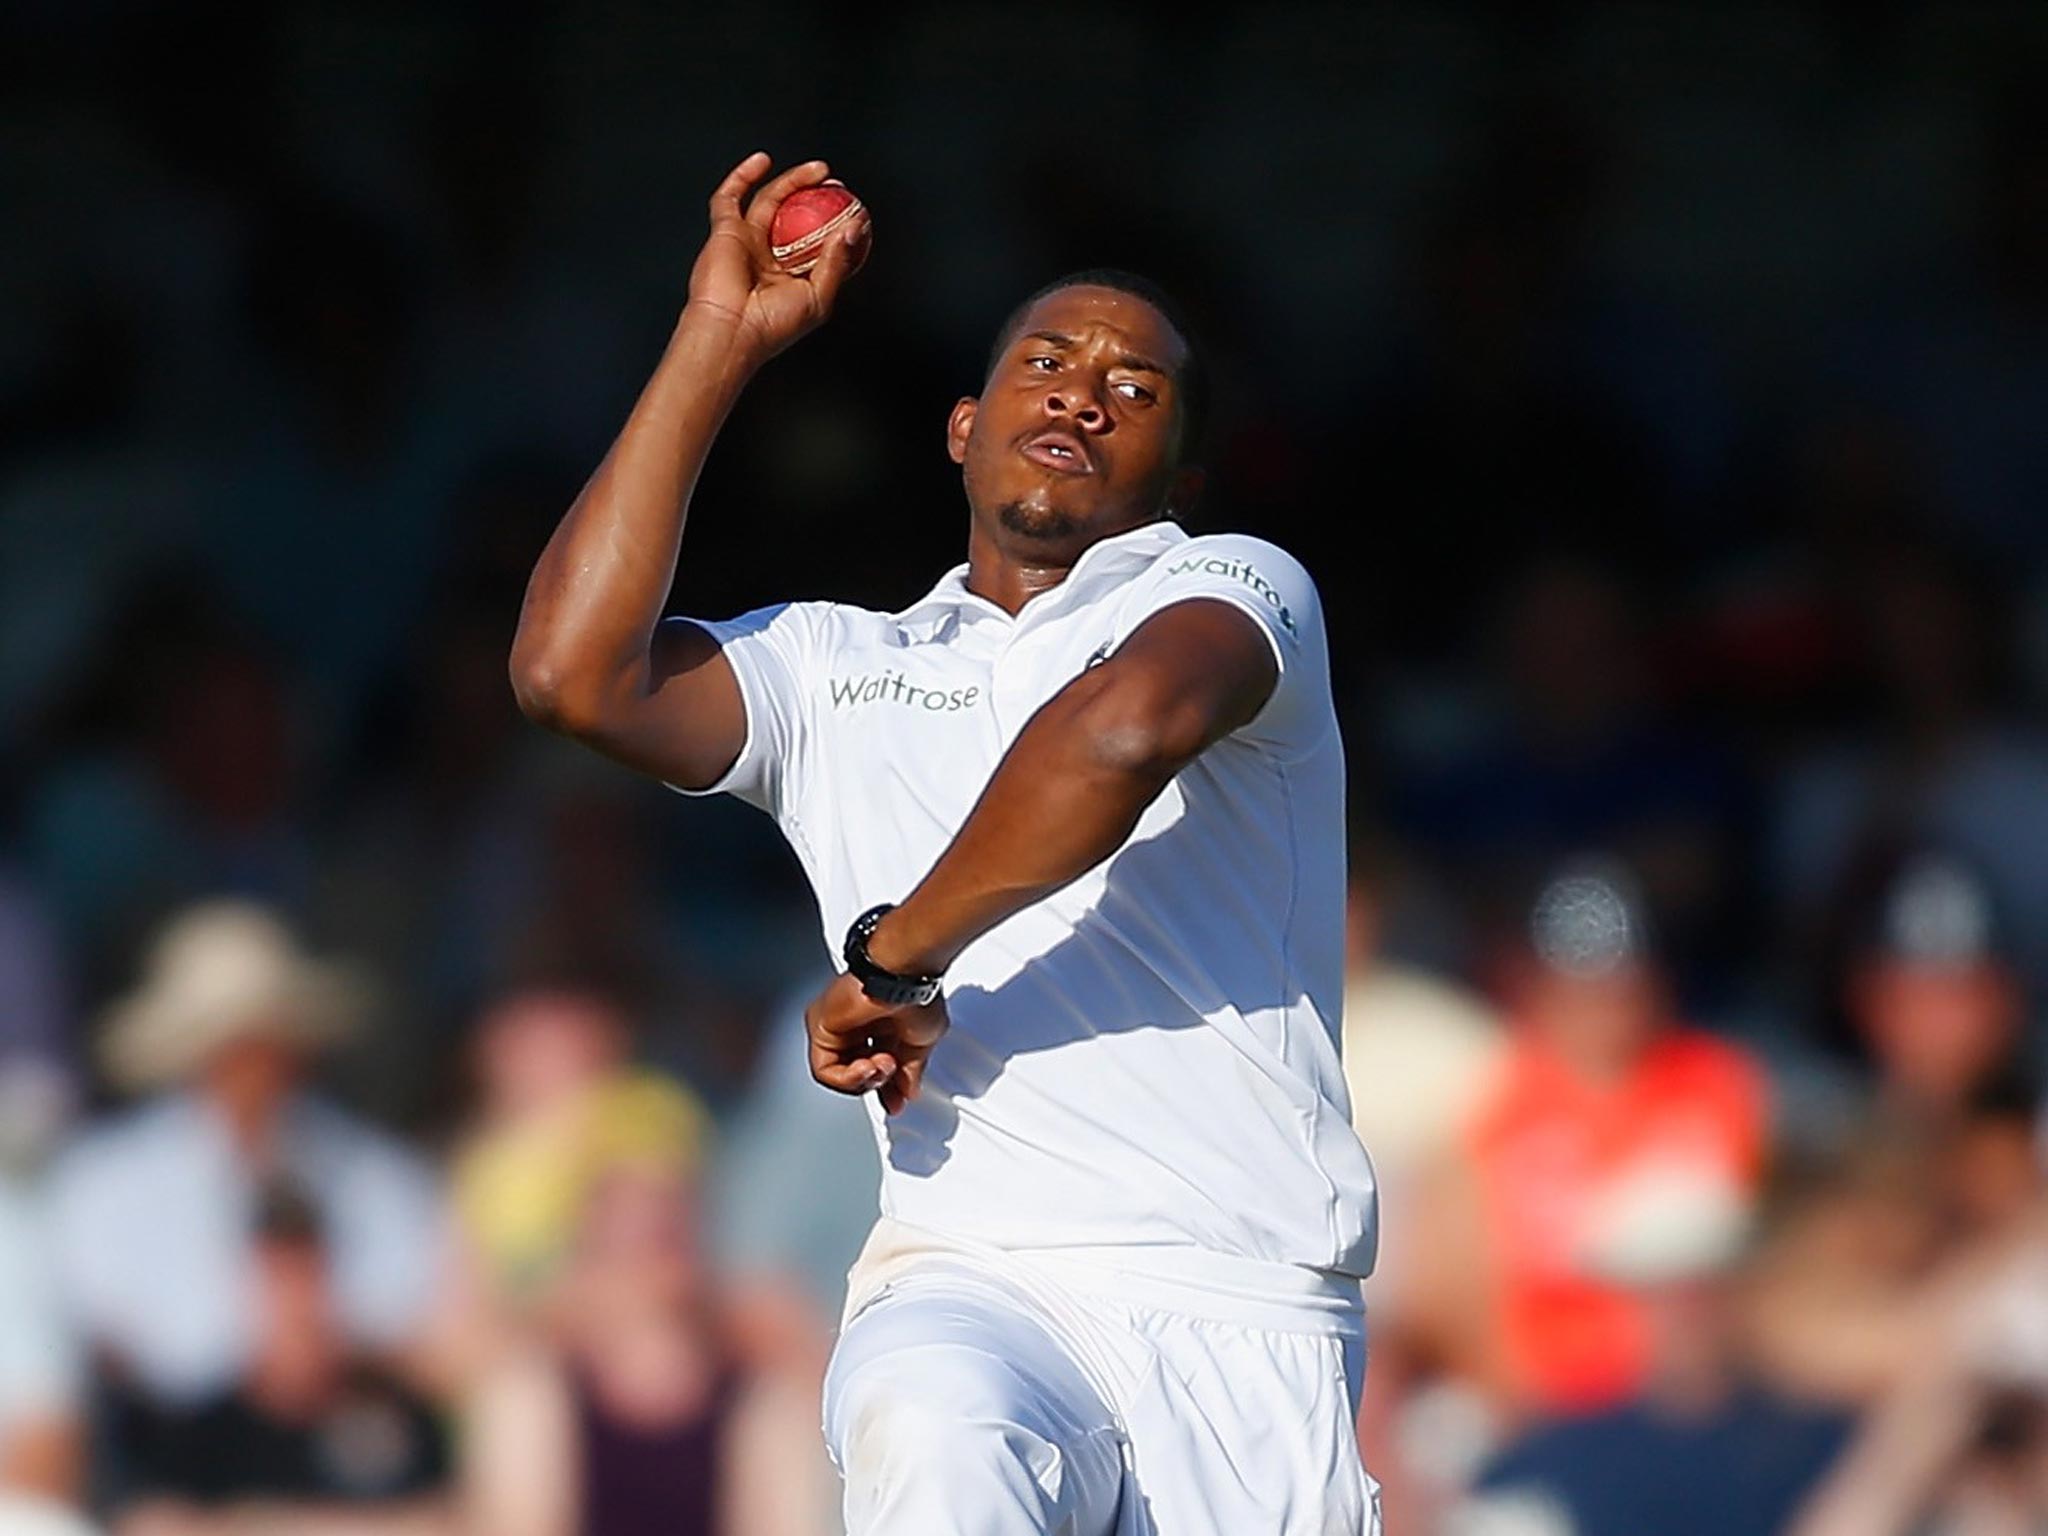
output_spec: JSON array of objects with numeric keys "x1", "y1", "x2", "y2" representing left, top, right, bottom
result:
[{"x1": 894, "y1": 520, "x2": 1189, "y2": 627}]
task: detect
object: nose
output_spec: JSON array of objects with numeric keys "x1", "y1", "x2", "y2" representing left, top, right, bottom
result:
[{"x1": 1044, "y1": 377, "x2": 1109, "y2": 433}]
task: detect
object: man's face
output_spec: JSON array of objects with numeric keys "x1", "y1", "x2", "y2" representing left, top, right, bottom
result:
[
  {"x1": 949, "y1": 285, "x2": 1197, "y2": 561},
  {"x1": 1523, "y1": 960, "x2": 1664, "y2": 1069},
  {"x1": 1854, "y1": 959, "x2": 2019, "y2": 1109},
  {"x1": 474, "y1": 989, "x2": 626, "y2": 1119},
  {"x1": 205, "y1": 1033, "x2": 302, "y2": 1127}
]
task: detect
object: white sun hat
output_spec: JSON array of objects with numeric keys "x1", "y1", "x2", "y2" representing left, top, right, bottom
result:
[
  {"x1": 98, "y1": 900, "x2": 368, "y2": 1092},
  {"x1": 1578, "y1": 1158, "x2": 1755, "y2": 1287}
]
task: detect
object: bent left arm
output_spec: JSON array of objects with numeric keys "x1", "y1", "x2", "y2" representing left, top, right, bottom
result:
[
  {"x1": 878, "y1": 598, "x2": 1275, "y2": 971},
  {"x1": 806, "y1": 597, "x2": 1277, "y2": 1109}
]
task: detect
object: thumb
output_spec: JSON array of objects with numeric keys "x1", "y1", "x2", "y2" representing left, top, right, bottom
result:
[{"x1": 806, "y1": 215, "x2": 870, "y2": 314}]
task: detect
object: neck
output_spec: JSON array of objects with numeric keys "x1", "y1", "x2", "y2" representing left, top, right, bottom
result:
[
  {"x1": 962, "y1": 514, "x2": 1158, "y2": 616},
  {"x1": 578, "y1": 1312, "x2": 713, "y2": 1425},
  {"x1": 1645, "y1": 1323, "x2": 1737, "y2": 1419},
  {"x1": 966, "y1": 554, "x2": 1074, "y2": 616},
  {"x1": 1528, "y1": 1020, "x2": 1643, "y2": 1085},
  {"x1": 1647, "y1": 1355, "x2": 1734, "y2": 1420},
  {"x1": 204, "y1": 1085, "x2": 288, "y2": 1164}
]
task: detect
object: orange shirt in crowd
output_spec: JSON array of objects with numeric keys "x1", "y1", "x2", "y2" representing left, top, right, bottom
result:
[{"x1": 1462, "y1": 1028, "x2": 1768, "y2": 1413}]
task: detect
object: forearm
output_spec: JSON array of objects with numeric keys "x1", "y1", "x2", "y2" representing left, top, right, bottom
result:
[
  {"x1": 510, "y1": 305, "x2": 759, "y2": 727},
  {"x1": 803, "y1": 598, "x2": 1276, "y2": 1112},
  {"x1": 871, "y1": 601, "x2": 1277, "y2": 976},
  {"x1": 870, "y1": 668, "x2": 1185, "y2": 974},
  {"x1": 1789, "y1": 1364, "x2": 1982, "y2": 1536}
]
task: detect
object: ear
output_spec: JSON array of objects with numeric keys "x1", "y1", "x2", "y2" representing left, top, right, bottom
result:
[
  {"x1": 946, "y1": 397, "x2": 978, "y2": 465},
  {"x1": 1163, "y1": 465, "x2": 1206, "y2": 521}
]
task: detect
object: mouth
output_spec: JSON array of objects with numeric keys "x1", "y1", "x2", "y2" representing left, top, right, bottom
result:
[{"x1": 1019, "y1": 430, "x2": 1094, "y2": 476}]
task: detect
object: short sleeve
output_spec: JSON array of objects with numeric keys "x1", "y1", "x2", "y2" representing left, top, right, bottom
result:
[
  {"x1": 668, "y1": 602, "x2": 834, "y2": 818},
  {"x1": 1116, "y1": 534, "x2": 1332, "y2": 754}
]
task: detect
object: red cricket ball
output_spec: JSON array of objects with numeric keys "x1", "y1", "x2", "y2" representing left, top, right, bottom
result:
[{"x1": 769, "y1": 180, "x2": 867, "y2": 277}]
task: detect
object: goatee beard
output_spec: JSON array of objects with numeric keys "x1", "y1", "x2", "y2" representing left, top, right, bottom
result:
[{"x1": 997, "y1": 500, "x2": 1083, "y2": 541}]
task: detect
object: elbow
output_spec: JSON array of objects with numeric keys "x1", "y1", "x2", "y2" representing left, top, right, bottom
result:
[
  {"x1": 508, "y1": 646, "x2": 605, "y2": 739},
  {"x1": 1069, "y1": 678, "x2": 1210, "y2": 783}
]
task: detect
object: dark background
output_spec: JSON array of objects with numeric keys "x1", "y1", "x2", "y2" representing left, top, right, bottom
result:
[
  {"x1": 8, "y1": 1, "x2": 2047, "y2": 1076},
  {"x1": 4, "y1": 3, "x2": 2048, "y2": 1531}
]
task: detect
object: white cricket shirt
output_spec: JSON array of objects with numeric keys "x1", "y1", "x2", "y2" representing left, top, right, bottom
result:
[{"x1": 682, "y1": 521, "x2": 1378, "y2": 1282}]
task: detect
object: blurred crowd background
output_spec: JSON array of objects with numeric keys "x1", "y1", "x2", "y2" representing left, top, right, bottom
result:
[{"x1": 5, "y1": 2, "x2": 2048, "y2": 1532}]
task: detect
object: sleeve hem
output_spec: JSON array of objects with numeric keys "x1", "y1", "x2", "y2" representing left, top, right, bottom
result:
[
  {"x1": 664, "y1": 630, "x2": 765, "y2": 799},
  {"x1": 1127, "y1": 588, "x2": 1294, "y2": 740}
]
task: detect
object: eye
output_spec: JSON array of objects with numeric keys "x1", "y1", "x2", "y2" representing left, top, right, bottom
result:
[
  {"x1": 1025, "y1": 355, "x2": 1060, "y2": 372},
  {"x1": 1114, "y1": 379, "x2": 1155, "y2": 403}
]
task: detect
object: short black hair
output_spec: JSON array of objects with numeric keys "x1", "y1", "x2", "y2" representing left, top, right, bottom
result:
[{"x1": 984, "y1": 268, "x2": 1209, "y2": 462}]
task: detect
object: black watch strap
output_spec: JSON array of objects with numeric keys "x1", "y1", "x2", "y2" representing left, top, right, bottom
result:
[{"x1": 843, "y1": 903, "x2": 945, "y2": 1007}]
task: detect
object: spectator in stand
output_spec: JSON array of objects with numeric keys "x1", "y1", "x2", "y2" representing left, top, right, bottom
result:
[
  {"x1": 1789, "y1": 1207, "x2": 2048, "y2": 1536},
  {"x1": 21, "y1": 594, "x2": 314, "y2": 985},
  {"x1": 445, "y1": 987, "x2": 706, "y2": 1342},
  {"x1": 1421, "y1": 860, "x2": 1769, "y2": 1419},
  {"x1": 46, "y1": 902, "x2": 442, "y2": 1410},
  {"x1": 1343, "y1": 851, "x2": 1506, "y2": 1206},
  {"x1": 1774, "y1": 545, "x2": 2048, "y2": 1017},
  {"x1": 1396, "y1": 563, "x2": 1745, "y2": 1003},
  {"x1": 1747, "y1": 856, "x2": 2041, "y2": 1409},
  {"x1": 462, "y1": 1129, "x2": 829, "y2": 1536},
  {"x1": 710, "y1": 983, "x2": 881, "y2": 1371},
  {"x1": 1851, "y1": 854, "x2": 2029, "y2": 1120},
  {"x1": 106, "y1": 1186, "x2": 451, "y2": 1536},
  {"x1": 1451, "y1": 1168, "x2": 1849, "y2": 1536},
  {"x1": 1343, "y1": 851, "x2": 1505, "y2": 1535}
]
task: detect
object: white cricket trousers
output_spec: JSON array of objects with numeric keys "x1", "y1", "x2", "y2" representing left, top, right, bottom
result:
[{"x1": 823, "y1": 1221, "x2": 1381, "y2": 1536}]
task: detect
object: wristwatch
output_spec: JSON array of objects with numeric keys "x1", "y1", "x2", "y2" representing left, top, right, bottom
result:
[{"x1": 843, "y1": 903, "x2": 945, "y2": 1007}]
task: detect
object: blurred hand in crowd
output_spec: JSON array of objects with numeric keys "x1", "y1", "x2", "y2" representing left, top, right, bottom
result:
[
  {"x1": 1746, "y1": 856, "x2": 2043, "y2": 1411},
  {"x1": 1793, "y1": 1214, "x2": 2048, "y2": 1536}
]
